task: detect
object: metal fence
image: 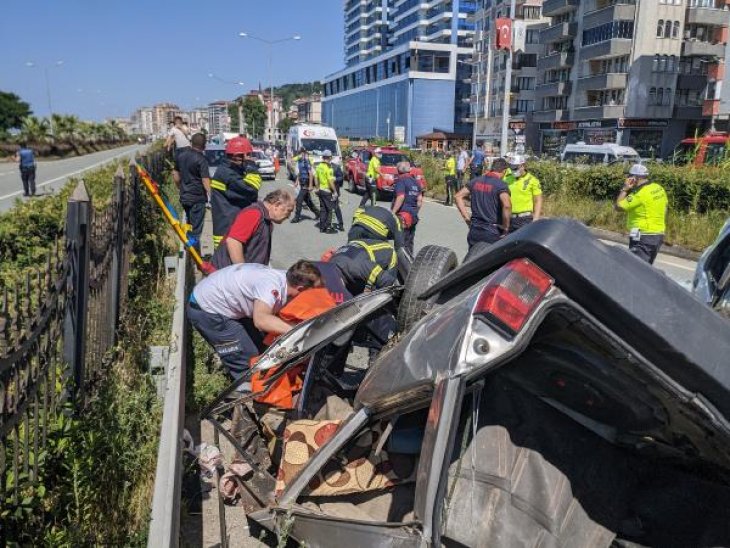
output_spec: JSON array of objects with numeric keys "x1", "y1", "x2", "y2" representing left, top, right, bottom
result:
[{"x1": 0, "y1": 150, "x2": 165, "y2": 512}]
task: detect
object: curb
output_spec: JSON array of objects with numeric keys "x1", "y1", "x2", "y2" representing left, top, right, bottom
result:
[{"x1": 587, "y1": 226, "x2": 702, "y2": 261}]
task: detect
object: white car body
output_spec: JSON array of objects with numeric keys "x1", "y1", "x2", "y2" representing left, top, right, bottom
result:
[
  {"x1": 286, "y1": 124, "x2": 342, "y2": 173},
  {"x1": 561, "y1": 143, "x2": 640, "y2": 165},
  {"x1": 251, "y1": 150, "x2": 276, "y2": 179}
]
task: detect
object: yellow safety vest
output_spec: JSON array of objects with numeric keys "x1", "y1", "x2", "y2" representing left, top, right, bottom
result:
[
  {"x1": 445, "y1": 157, "x2": 457, "y2": 176},
  {"x1": 509, "y1": 172, "x2": 542, "y2": 214},
  {"x1": 617, "y1": 182, "x2": 668, "y2": 234},
  {"x1": 316, "y1": 162, "x2": 334, "y2": 191},
  {"x1": 367, "y1": 156, "x2": 381, "y2": 179}
]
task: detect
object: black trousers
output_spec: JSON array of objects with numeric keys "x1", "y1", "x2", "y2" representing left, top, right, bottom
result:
[
  {"x1": 183, "y1": 201, "x2": 206, "y2": 255},
  {"x1": 359, "y1": 177, "x2": 378, "y2": 207},
  {"x1": 629, "y1": 234, "x2": 664, "y2": 264},
  {"x1": 295, "y1": 187, "x2": 320, "y2": 218},
  {"x1": 445, "y1": 175, "x2": 458, "y2": 205},
  {"x1": 20, "y1": 166, "x2": 36, "y2": 196},
  {"x1": 508, "y1": 214, "x2": 533, "y2": 234},
  {"x1": 318, "y1": 190, "x2": 335, "y2": 230},
  {"x1": 403, "y1": 225, "x2": 416, "y2": 255}
]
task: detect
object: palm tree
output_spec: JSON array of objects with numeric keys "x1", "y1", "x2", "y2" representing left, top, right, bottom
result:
[
  {"x1": 18, "y1": 116, "x2": 51, "y2": 144},
  {"x1": 52, "y1": 114, "x2": 82, "y2": 143}
]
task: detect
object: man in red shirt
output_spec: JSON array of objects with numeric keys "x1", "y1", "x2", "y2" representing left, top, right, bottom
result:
[{"x1": 210, "y1": 189, "x2": 294, "y2": 270}]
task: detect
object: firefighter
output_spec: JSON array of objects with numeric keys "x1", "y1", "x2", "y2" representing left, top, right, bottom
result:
[
  {"x1": 291, "y1": 148, "x2": 320, "y2": 223},
  {"x1": 348, "y1": 205, "x2": 405, "y2": 251},
  {"x1": 391, "y1": 161, "x2": 423, "y2": 255},
  {"x1": 210, "y1": 136, "x2": 262, "y2": 248},
  {"x1": 360, "y1": 147, "x2": 382, "y2": 207}
]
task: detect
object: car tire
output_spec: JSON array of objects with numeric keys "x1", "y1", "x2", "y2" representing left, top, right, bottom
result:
[{"x1": 397, "y1": 245, "x2": 458, "y2": 334}]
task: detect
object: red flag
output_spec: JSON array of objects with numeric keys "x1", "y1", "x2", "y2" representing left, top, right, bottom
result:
[{"x1": 496, "y1": 18, "x2": 512, "y2": 50}]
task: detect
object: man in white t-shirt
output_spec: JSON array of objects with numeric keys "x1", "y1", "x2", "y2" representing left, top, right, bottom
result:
[
  {"x1": 456, "y1": 147, "x2": 469, "y2": 185},
  {"x1": 187, "y1": 260, "x2": 323, "y2": 378},
  {"x1": 165, "y1": 116, "x2": 191, "y2": 157}
]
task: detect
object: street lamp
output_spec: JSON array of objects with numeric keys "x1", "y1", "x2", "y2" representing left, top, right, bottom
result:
[
  {"x1": 208, "y1": 73, "x2": 246, "y2": 133},
  {"x1": 238, "y1": 31, "x2": 301, "y2": 142},
  {"x1": 26, "y1": 60, "x2": 63, "y2": 136}
]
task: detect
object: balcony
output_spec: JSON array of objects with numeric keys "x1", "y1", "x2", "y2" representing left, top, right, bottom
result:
[
  {"x1": 682, "y1": 39, "x2": 727, "y2": 57},
  {"x1": 542, "y1": 0, "x2": 579, "y2": 16},
  {"x1": 535, "y1": 81, "x2": 572, "y2": 97},
  {"x1": 539, "y1": 21, "x2": 578, "y2": 44},
  {"x1": 537, "y1": 51, "x2": 575, "y2": 71},
  {"x1": 583, "y1": 3, "x2": 636, "y2": 29},
  {"x1": 581, "y1": 39, "x2": 632, "y2": 60},
  {"x1": 674, "y1": 104, "x2": 704, "y2": 119},
  {"x1": 532, "y1": 109, "x2": 570, "y2": 122},
  {"x1": 677, "y1": 72, "x2": 709, "y2": 90},
  {"x1": 686, "y1": 6, "x2": 730, "y2": 26},
  {"x1": 572, "y1": 104, "x2": 626, "y2": 120},
  {"x1": 576, "y1": 72, "x2": 628, "y2": 91},
  {"x1": 703, "y1": 98, "x2": 721, "y2": 116},
  {"x1": 708, "y1": 61, "x2": 725, "y2": 80}
]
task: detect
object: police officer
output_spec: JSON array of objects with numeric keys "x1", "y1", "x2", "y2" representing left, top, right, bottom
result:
[
  {"x1": 349, "y1": 205, "x2": 405, "y2": 251},
  {"x1": 13, "y1": 142, "x2": 36, "y2": 197},
  {"x1": 315, "y1": 150, "x2": 338, "y2": 234},
  {"x1": 211, "y1": 136, "x2": 262, "y2": 248},
  {"x1": 291, "y1": 148, "x2": 320, "y2": 223},
  {"x1": 455, "y1": 157, "x2": 512, "y2": 251},
  {"x1": 468, "y1": 143, "x2": 486, "y2": 179},
  {"x1": 391, "y1": 161, "x2": 423, "y2": 254},
  {"x1": 506, "y1": 155, "x2": 542, "y2": 233},
  {"x1": 187, "y1": 261, "x2": 323, "y2": 379},
  {"x1": 172, "y1": 133, "x2": 210, "y2": 254},
  {"x1": 210, "y1": 189, "x2": 295, "y2": 269},
  {"x1": 361, "y1": 147, "x2": 382, "y2": 207},
  {"x1": 444, "y1": 150, "x2": 458, "y2": 206},
  {"x1": 614, "y1": 164, "x2": 668, "y2": 264},
  {"x1": 331, "y1": 161, "x2": 346, "y2": 231}
]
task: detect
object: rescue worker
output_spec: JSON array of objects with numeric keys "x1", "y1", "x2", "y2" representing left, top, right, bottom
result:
[
  {"x1": 172, "y1": 133, "x2": 210, "y2": 255},
  {"x1": 444, "y1": 150, "x2": 458, "y2": 206},
  {"x1": 506, "y1": 155, "x2": 543, "y2": 233},
  {"x1": 210, "y1": 136, "x2": 262, "y2": 248},
  {"x1": 349, "y1": 205, "x2": 405, "y2": 251},
  {"x1": 187, "y1": 260, "x2": 323, "y2": 379},
  {"x1": 614, "y1": 163, "x2": 668, "y2": 264},
  {"x1": 361, "y1": 147, "x2": 382, "y2": 207},
  {"x1": 210, "y1": 189, "x2": 295, "y2": 269},
  {"x1": 291, "y1": 148, "x2": 321, "y2": 223},
  {"x1": 391, "y1": 161, "x2": 423, "y2": 255},
  {"x1": 315, "y1": 149, "x2": 338, "y2": 234},
  {"x1": 455, "y1": 157, "x2": 512, "y2": 251}
]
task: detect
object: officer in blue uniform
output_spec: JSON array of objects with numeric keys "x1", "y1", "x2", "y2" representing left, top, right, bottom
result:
[
  {"x1": 291, "y1": 148, "x2": 320, "y2": 223},
  {"x1": 14, "y1": 142, "x2": 36, "y2": 197},
  {"x1": 391, "y1": 161, "x2": 423, "y2": 255}
]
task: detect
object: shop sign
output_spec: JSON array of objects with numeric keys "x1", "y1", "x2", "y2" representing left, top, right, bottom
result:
[
  {"x1": 618, "y1": 118, "x2": 669, "y2": 129},
  {"x1": 576, "y1": 120, "x2": 616, "y2": 129},
  {"x1": 552, "y1": 121, "x2": 576, "y2": 131},
  {"x1": 509, "y1": 121, "x2": 526, "y2": 130}
]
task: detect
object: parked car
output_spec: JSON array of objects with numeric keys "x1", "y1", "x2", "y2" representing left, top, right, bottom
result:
[
  {"x1": 346, "y1": 147, "x2": 426, "y2": 196},
  {"x1": 204, "y1": 144, "x2": 226, "y2": 178},
  {"x1": 673, "y1": 131, "x2": 730, "y2": 166},
  {"x1": 206, "y1": 219, "x2": 730, "y2": 547},
  {"x1": 251, "y1": 150, "x2": 276, "y2": 180},
  {"x1": 693, "y1": 217, "x2": 730, "y2": 318},
  {"x1": 561, "y1": 143, "x2": 640, "y2": 165}
]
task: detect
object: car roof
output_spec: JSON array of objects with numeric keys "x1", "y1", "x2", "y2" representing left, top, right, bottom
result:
[
  {"x1": 205, "y1": 144, "x2": 225, "y2": 151},
  {"x1": 421, "y1": 219, "x2": 730, "y2": 418}
]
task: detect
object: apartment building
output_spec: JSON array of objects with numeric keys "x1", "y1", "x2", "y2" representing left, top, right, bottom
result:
[
  {"x1": 208, "y1": 101, "x2": 232, "y2": 135},
  {"x1": 294, "y1": 93, "x2": 323, "y2": 124},
  {"x1": 345, "y1": 0, "x2": 391, "y2": 66},
  {"x1": 531, "y1": 0, "x2": 729, "y2": 156}
]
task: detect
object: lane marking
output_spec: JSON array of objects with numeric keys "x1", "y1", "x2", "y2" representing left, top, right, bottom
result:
[{"x1": 0, "y1": 147, "x2": 140, "y2": 203}]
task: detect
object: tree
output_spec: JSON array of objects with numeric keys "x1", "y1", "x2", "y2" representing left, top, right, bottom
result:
[
  {"x1": 18, "y1": 116, "x2": 51, "y2": 144},
  {"x1": 242, "y1": 95, "x2": 266, "y2": 139},
  {"x1": 0, "y1": 91, "x2": 32, "y2": 133},
  {"x1": 278, "y1": 116, "x2": 295, "y2": 136},
  {"x1": 228, "y1": 99, "x2": 243, "y2": 134}
]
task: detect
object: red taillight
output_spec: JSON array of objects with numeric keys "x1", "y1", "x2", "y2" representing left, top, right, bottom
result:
[{"x1": 474, "y1": 258, "x2": 554, "y2": 335}]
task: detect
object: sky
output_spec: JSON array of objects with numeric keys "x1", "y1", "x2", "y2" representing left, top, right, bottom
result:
[{"x1": 0, "y1": 0, "x2": 344, "y2": 121}]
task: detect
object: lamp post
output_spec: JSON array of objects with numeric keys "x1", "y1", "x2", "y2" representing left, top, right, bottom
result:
[
  {"x1": 208, "y1": 73, "x2": 246, "y2": 133},
  {"x1": 238, "y1": 32, "x2": 301, "y2": 143},
  {"x1": 26, "y1": 60, "x2": 64, "y2": 136}
]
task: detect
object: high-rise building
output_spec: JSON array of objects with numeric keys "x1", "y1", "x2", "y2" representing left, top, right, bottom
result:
[
  {"x1": 324, "y1": 0, "x2": 477, "y2": 146},
  {"x1": 151, "y1": 103, "x2": 181, "y2": 137},
  {"x1": 132, "y1": 107, "x2": 155, "y2": 136},
  {"x1": 208, "y1": 101, "x2": 232, "y2": 135},
  {"x1": 524, "y1": 0, "x2": 730, "y2": 156}
]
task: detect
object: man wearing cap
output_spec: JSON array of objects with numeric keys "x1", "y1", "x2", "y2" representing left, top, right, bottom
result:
[
  {"x1": 315, "y1": 150, "x2": 338, "y2": 234},
  {"x1": 391, "y1": 161, "x2": 423, "y2": 254},
  {"x1": 444, "y1": 150, "x2": 458, "y2": 206},
  {"x1": 291, "y1": 148, "x2": 320, "y2": 224},
  {"x1": 361, "y1": 147, "x2": 382, "y2": 207},
  {"x1": 506, "y1": 155, "x2": 543, "y2": 233},
  {"x1": 614, "y1": 164, "x2": 668, "y2": 264}
]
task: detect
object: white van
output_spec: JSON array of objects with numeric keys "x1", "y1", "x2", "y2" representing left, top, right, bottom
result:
[
  {"x1": 286, "y1": 124, "x2": 342, "y2": 178},
  {"x1": 560, "y1": 143, "x2": 640, "y2": 165}
]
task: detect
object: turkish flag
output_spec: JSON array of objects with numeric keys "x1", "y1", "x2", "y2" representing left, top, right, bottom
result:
[{"x1": 496, "y1": 18, "x2": 512, "y2": 50}]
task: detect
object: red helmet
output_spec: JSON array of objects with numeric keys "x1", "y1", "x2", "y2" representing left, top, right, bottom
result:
[{"x1": 225, "y1": 136, "x2": 253, "y2": 156}]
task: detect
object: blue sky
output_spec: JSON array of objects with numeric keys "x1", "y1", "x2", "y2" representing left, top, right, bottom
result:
[{"x1": 0, "y1": 1, "x2": 344, "y2": 121}]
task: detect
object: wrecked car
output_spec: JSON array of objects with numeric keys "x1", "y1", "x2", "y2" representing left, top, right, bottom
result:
[
  {"x1": 693, "y1": 217, "x2": 730, "y2": 318},
  {"x1": 207, "y1": 219, "x2": 730, "y2": 547}
]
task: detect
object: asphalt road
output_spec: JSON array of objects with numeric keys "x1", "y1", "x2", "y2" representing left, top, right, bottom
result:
[
  {"x1": 262, "y1": 170, "x2": 697, "y2": 289},
  {"x1": 0, "y1": 144, "x2": 144, "y2": 213}
]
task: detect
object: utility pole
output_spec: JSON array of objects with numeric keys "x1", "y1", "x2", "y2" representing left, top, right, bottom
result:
[{"x1": 500, "y1": 0, "x2": 517, "y2": 157}]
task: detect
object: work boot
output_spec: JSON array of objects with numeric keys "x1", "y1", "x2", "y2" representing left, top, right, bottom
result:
[
  {"x1": 336, "y1": 224, "x2": 345, "y2": 232},
  {"x1": 320, "y1": 226, "x2": 337, "y2": 234},
  {"x1": 290, "y1": 216, "x2": 302, "y2": 223}
]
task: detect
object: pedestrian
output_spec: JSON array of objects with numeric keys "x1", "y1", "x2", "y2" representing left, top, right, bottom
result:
[
  {"x1": 165, "y1": 116, "x2": 191, "y2": 161},
  {"x1": 172, "y1": 133, "x2": 210, "y2": 255},
  {"x1": 361, "y1": 147, "x2": 382, "y2": 207},
  {"x1": 457, "y1": 146, "x2": 469, "y2": 186},
  {"x1": 469, "y1": 143, "x2": 486, "y2": 179},
  {"x1": 210, "y1": 136, "x2": 262, "y2": 248},
  {"x1": 187, "y1": 261, "x2": 323, "y2": 379},
  {"x1": 291, "y1": 148, "x2": 321, "y2": 223},
  {"x1": 391, "y1": 161, "x2": 423, "y2": 255},
  {"x1": 614, "y1": 163, "x2": 668, "y2": 264},
  {"x1": 506, "y1": 155, "x2": 543, "y2": 233},
  {"x1": 331, "y1": 161, "x2": 346, "y2": 231},
  {"x1": 315, "y1": 149, "x2": 338, "y2": 234},
  {"x1": 444, "y1": 150, "x2": 458, "y2": 206},
  {"x1": 455, "y1": 157, "x2": 512, "y2": 252},
  {"x1": 13, "y1": 142, "x2": 36, "y2": 197},
  {"x1": 210, "y1": 189, "x2": 295, "y2": 269},
  {"x1": 348, "y1": 204, "x2": 405, "y2": 251}
]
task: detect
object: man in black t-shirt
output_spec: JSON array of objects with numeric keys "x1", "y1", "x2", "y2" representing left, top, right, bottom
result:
[
  {"x1": 455, "y1": 157, "x2": 511, "y2": 251},
  {"x1": 173, "y1": 133, "x2": 210, "y2": 253}
]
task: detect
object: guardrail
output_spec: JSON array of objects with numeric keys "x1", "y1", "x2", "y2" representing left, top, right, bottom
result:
[{"x1": 147, "y1": 248, "x2": 193, "y2": 548}]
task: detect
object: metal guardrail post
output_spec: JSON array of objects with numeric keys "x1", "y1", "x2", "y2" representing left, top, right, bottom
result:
[
  {"x1": 109, "y1": 166, "x2": 126, "y2": 346},
  {"x1": 148, "y1": 248, "x2": 190, "y2": 548},
  {"x1": 63, "y1": 180, "x2": 92, "y2": 409}
]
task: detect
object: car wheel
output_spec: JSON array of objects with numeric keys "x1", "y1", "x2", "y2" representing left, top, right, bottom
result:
[{"x1": 397, "y1": 245, "x2": 458, "y2": 334}]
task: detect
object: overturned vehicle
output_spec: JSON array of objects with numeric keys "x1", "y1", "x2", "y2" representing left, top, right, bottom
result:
[{"x1": 205, "y1": 219, "x2": 730, "y2": 547}]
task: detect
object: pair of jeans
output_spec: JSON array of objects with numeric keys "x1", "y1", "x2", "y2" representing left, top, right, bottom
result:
[
  {"x1": 183, "y1": 202, "x2": 206, "y2": 255},
  {"x1": 508, "y1": 214, "x2": 533, "y2": 234},
  {"x1": 20, "y1": 166, "x2": 36, "y2": 196}
]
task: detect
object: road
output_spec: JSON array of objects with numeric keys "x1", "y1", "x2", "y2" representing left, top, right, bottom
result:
[{"x1": 0, "y1": 144, "x2": 144, "y2": 213}]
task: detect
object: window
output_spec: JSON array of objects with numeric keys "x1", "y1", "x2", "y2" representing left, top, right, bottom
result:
[
  {"x1": 657, "y1": 19, "x2": 664, "y2": 37},
  {"x1": 659, "y1": 55, "x2": 667, "y2": 71},
  {"x1": 657, "y1": 87, "x2": 664, "y2": 105},
  {"x1": 649, "y1": 87, "x2": 657, "y2": 105},
  {"x1": 583, "y1": 21, "x2": 634, "y2": 45},
  {"x1": 514, "y1": 99, "x2": 534, "y2": 113},
  {"x1": 521, "y1": 5, "x2": 541, "y2": 19},
  {"x1": 517, "y1": 76, "x2": 535, "y2": 90},
  {"x1": 673, "y1": 20, "x2": 680, "y2": 38},
  {"x1": 526, "y1": 29, "x2": 540, "y2": 44},
  {"x1": 664, "y1": 20, "x2": 672, "y2": 38}
]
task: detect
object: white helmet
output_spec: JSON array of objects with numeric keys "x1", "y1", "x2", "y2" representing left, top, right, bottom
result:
[
  {"x1": 508, "y1": 154, "x2": 527, "y2": 166},
  {"x1": 374, "y1": 147, "x2": 382, "y2": 155},
  {"x1": 629, "y1": 163, "x2": 649, "y2": 177},
  {"x1": 322, "y1": 149, "x2": 333, "y2": 158}
]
